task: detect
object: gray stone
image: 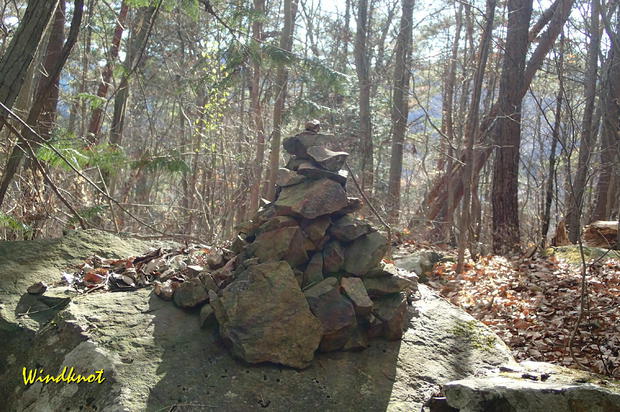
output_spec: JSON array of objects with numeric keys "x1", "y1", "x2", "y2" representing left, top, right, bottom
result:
[
  {"x1": 173, "y1": 278, "x2": 209, "y2": 308},
  {"x1": 329, "y1": 215, "x2": 373, "y2": 242},
  {"x1": 306, "y1": 146, "x2": 349, "y2": 172},
  {"x1": 323, "y1": 240, "x2": 345, "y2": 273},
  {"x1": 301, "y1": 215, "x2": 331, "y2": 243},
  {"x1": 27, "y1": 282, "x2": 47, "y2": 295},
  {"x1": 306, "y1": 287, "x2": 356, "y2": 352},
  {"x1": 249, "y1": 225, "x2": 309, "y2": 267},
  {"x1": 304, "y1": 276, "x2": 339, "y2": 298},
  {"x1": 297, "y1": 161, "x2": 348, "y2": 186},
  {"x1": 341, "y1": 277, "x2": 373, "y2": 316},
  {"x1": 199, "y1": 303, "x2": 216, "y2": 328},
  {"x1": 211, "y1": 261, "x2": 322, "y2": 368},
  {"x1": 255, "y1": 216, "x2": 298, "y2": 235},
  {"x1": 363, "y1": 273, "x2": 417, "y2": 297},
  {"x1": 344, "y1": 231, "x2": 388, "y2": 275},
  {"x1": 371, "y1": 292, "x2": 409, "y2": 340},
  {"x1": 282, "y1": 132, "x2": 334, "y2": 157},
  {"x1": 275, "y1": 178, "x2": 348, "y2": 219},
  {"x1": 396, "y1": 251, "x2": 443, "y2": 282},
  {"x1": 0, "y1": 230, "x2": 519, "y2": 412},
  {"x1": 276, "y1": 168, "x2": 306, "y2": 187},
  {"x1": 364, "y1": 261, "x2": 400, "y2": 278},
  {"x1": 443, "y1": 361, "x2": 620, "y2": 412}
]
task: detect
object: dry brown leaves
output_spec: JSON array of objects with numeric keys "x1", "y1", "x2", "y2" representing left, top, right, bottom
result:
[{"x1": 423, "y1": 251, "x2": 620, "y2": 378}]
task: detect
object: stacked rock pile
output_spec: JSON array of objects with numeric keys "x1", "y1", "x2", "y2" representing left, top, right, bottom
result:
[{"x1": 162, "y1": 123, "x2": 419, "y2": 369}]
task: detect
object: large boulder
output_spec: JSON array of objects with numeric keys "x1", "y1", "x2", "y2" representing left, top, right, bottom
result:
[
  {"x1": 274, "y1": 178, "x2": 348, "y2": 219},
  {"x1": 344, "y1": 231, "x2": 389, "y2": 275},
  {"x1": 210, "y1": 261, "x2": 322, "y2": 368},
  {"x1": 0, "y1": 230, "x2": 532, "y2": 412},
  {"x1": 443, "y1": 361, "x2": 620, "y2": 412}
]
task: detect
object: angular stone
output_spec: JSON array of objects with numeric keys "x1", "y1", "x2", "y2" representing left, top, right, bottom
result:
[
  {"x1": 323, "y1": 241, "x2": 345, "y2": 274},
  {"x1": 304, "y1": 276, "x2": 339, "y2": 299},
  {"x1": 334, "y1": 197, "x2": 363, "y2": 216},
  {"x1": 341, "y1": 277, "x2": 373, "y2": 316},
  {"x1": 285, "y1": 156, "x2": 306, "y2": 171},
  {"x1": 364, "y1": 262, "x2": 400, "y2": 278},
  {"x1": 443, "y1": 361, "x2": 620, "y2": 412},
  {"x1": 256, "y1": 216, "x2": 298, "y2": 235},
  {"x1": 211, "y1": 262, "x2": 322, "y2": 368},
  {"x1": 274, "y1": 178, "x2": 348, "y2": 219},
  {"x1": 282, "y1": 132, "x2": 334, "y2": 157},
  {"x1": 173, "y1": 278, "x2": 209, "y2": 308},
  {"x1": 395, "y1": 251, "x2": 443, "y2": 283},
  {"x1": 199, "y1": 304, "x2": 216, "y2": 328},
  {"x1": 363, "y1": 273, "x2": 417, "y2": 297},
  {"x1": 306, "y1": 146, "x2": 349, "y2": 172},
  {"x1": 343, "y1": 326, "x2": 369, "y2": 351},
  {"x1": 301, "y1": 216, "x2": 331, "y2": 243},
  {"x1": 297, "y1": 161, "x2": 347, "y2": 186},
  {"x1": 230, "y1": 235, "x2": 248, "y2": 254},
  {"x1": 198, "y1": 272, "x2": 219, "y2": 293},
  {"x1": 27, "y1": 282, "x2": 47, "y2": 295},
  {"x1": 303, "y1": 252, "x2": 324, "y2": 288},
  {"x1": 329, "y1": 215, "x2": 373, "y2": 242},
  {"x1": 372, "y1": 292, "x2": 409, "y2": 340},
  {"x1": 306, "y1": 286, "x2": 356, "y2": 352},
  {"x1": 344, "y1": 231, "x2": 388, "y2": 275},
  {"x1": 249, "y1": 226, "x2": 309, "y2": 267},
  {"x1": 276, "y1": 168, "x2": 306, "y2": 187}
]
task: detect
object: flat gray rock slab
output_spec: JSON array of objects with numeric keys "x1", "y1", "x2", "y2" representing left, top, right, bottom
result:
[{"x1": 1, "y1": 230, "x2": 516, "y2": 412}]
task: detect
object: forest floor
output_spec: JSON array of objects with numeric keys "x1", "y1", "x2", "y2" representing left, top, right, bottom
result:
[{"x1": 396, "y1": 241, "x2": 620, "y2": 379}]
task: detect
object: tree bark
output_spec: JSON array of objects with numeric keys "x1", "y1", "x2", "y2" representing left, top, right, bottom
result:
[
  {"x1": 566, "y1": 0, "x2": 600, "y2": 242},
  {"x1": 0, "y1": 0, "x2": 59, "y2": 133},
  {"x1": 354, "y1": 0, "x2": 374, "y2": 193},
  {"x1": 86, "y1": 1, "x2": 129, "y2": 143},
  {"x1": 455, "y1": 0, "x2": 496, "y2": 272},
  {"x1": 593, "y1": 39, "x2": 620, "y2": 220},
  {"x1": 264, "y1": 0, "x2": 299, "y2": 201},
  {"x1": 248, "y1": 0, "x2": 266, "y2": 214}
]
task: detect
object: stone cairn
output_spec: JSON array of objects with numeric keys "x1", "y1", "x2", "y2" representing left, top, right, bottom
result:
[{"x1": 169, "y1": 122, "x2": 418, "y2": 369}]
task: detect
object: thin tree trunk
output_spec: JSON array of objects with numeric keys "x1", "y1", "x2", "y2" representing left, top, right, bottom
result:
[
  {"x1": 387, "y1": 0, "x2": 415, "y2": 224},
  {"x1": 248, "y1": 0, "x2": 266, "y2": 214},
  {"x1": 456, "y1": 0, "x2": 496, "y2": 272},
  {"x1": 264, "y1": 0, "x2": 299, "y2": 201},
  {"x1": 354, "y1": 0, "x2": 374, "y2": 193},
  {"x1": 86, "y1": 1, "x2": 129, "y2": 143},
  {"x1": 566, "y1": 0, "x2": 600, "y2": 241}
]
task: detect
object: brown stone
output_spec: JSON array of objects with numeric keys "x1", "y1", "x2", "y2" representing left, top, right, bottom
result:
[
  {"x1": 343, "y1": 231, "x2": 388, "y2": 275},
  {"x1": 341, "y1": 277, "x2": 373, "y2": 316},
  {"x1": 329, "y1": 215, "x2": 373, "y2": 242},
  {"x1": 297, "y1": 161, "x2": 347, "y2": 186},
  {"x1": 211, "y1": 261, "x2": 323, "y2": 368},
  {"x1": 249, "y1": 226, "x2": 309, "y2": 267},
  {"x1": 372, "y1": 292, "x2": 409, "y2": 340},
  {"x1": 306, "y1": 284, "x2": 356, "y2": 352},
  {"x1": 303, "y1": 252, "x2": 324, "y2": 288},
  {"x1": 323, "y1": 241, "x2": 345, "y2": 274},
  {"x1": 276, "y1": 168, "x2": 306, "y2": 187},
  {"x1": 363, "y1": 274, "x2": 417, "y2": 297},
  {"x1": 301, "y1": 215, "x2": 331, "y2": 243},
  {"x1": 173, "y1": 278, "x2": 209, "y2": 309},
  {"x1": 274, "y1": 178, "x2": 348, "y2": 219},
  {"x1": 306, "y1": 146, "x2": 349, "y2": 172}
]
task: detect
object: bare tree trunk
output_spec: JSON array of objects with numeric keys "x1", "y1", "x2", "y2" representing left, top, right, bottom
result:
[
  {"x1": 248, "y1": 0, "x2": 266, "y2": 214},
  {"x1": 354, "y1": 0, "x2": 374, "y2": 193},
  {"x1": 387, "y1": 0, "x2": 415, "y2": 225},
  {"x1": 490, "y1": 0, "x2": 533, "y2": 254},
  {"x1": 0, "y1": 0, "x2": 59, "y2": 133},
  {"x1": 542, "y1": 46, "x2": 564, "y2": 248},
  {"x1": 264, "y1": 0, "x2": 299, "y2": 201},
  {"x1": 86, "y1": 1, "x2": 129, "y2": 143},
  {"x1": 566, "y1": 0, "x2": 600, "y2": 241},
  {"x1": 456, "y1": 0, "x2": 496, "y2": 272}
]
